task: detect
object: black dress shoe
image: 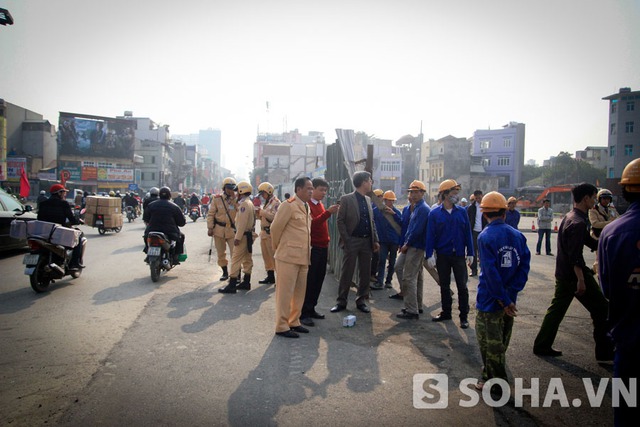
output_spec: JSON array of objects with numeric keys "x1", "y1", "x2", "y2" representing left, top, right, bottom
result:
[
  {"x1": 330, "y1": 304, "x2": 346, "y2": 313},
  {"x1": 291, "y1": 325, "x2": 309, "y2": 333},
  {"x1": 300, "y1": 317, "x2": 315, "y2": 327},
  {"x1": 356, "y1": 304, "x2": 371, "y2": 313},
  {"x1": 396, "y1": 311, "x2": 419, "y2": 319},
  {"x1": 460, "y1": 320, "x2": 470, "y2": 329},
  {"x1": 310, "y1": 312, "x2": 325, "y2": 319},
  {"x1": 402, "y1": 308, "x2": 424, "y2": 314},
  {"x1": 469, "y1": 272, "x2": 478, "y2": 277},
  {"x1": 432, "y1": 313, "x2": 452, "y2": 322},
  {"x1": 533, "y1": 348, "x2": 562, "y2": 357},
  {"x1": 389, "y1": 293, "x2": 403, "y2": 300},
  {"x1": 276, "y1": 330, "x2": 299, "y2": 338}
]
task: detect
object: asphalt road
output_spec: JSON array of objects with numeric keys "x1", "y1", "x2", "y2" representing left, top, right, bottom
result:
[{"x1": 0, "y1": 218, "x2": 617, "y2": 426}]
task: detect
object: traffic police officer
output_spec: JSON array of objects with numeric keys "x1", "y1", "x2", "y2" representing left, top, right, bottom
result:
[
  {"x1": 219, "y1": 181, "x2": 256, "y2": 293},
  {"x1": 271, "y1": 177, "x2": 313, "y2": 338},
  {"x1": 257, "y1": 182, "x2": 281, "y2": 285},
  {"x1": 598, "y1": 158, "x2": 640, "y2": 426},
  {"x1": 207, "y1": 177, "x2": 238, "y2": 281}
]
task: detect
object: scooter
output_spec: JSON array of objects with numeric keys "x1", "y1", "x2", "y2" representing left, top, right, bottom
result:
[
  {"x1": 146, "y1": 231, "x2": 185, "y2": 282},
  {"x1": 189, "y1": 206, "x2": 200, "y2": 222},
  {"x1": 125, "y1": 206, "x2": 136, "y2": 222},
  {"x1": 24, "y1": 233, "x2": 87, "y2": 293}
]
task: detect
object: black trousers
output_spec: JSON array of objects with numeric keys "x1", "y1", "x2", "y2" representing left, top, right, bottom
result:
[{"x1": 302, "y1": 246, "x2": 328, "y2": 318}]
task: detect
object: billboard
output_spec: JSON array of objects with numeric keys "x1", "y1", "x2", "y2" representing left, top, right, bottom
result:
[{"x1": 58, "y1": 112, "x2": 136, "y2": 159}]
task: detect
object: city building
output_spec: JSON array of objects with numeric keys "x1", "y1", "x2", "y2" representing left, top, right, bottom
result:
[
  {"x1": 472, "y1": 122, "x2": 526, "y2": 194},
  {"x1": 421, "y1": 135, "x2": 472, "y2": 204},
  {"x1": 603, "y1": 87, "x2": 640, "y2": 179},
  {"x1": 575, "y1": 146, "x2": 607, "y2": 170},
  {"x1": 0, "y1": 100, "x2": 57, "y2": 196}
]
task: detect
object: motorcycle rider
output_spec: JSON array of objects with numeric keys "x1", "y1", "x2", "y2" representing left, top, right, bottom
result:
[
  {"x1": 37, "y1": 184, "x2": 84, "y2": 270},
  {"x1": 173, "y1": 192, "x2": 186, "y2": 214},
  {"x1": 143, "y1": 186, "x2": 186, "y2": 262},
  {"x1": 188, "y1": 192, "x2": 201, "y2": 217},
  {"x1": 123, "y1": 192, "x2": 139, "y2": 218},
  {"x1": 143, "y1": 187, "x2": 160, "y2": 211}
]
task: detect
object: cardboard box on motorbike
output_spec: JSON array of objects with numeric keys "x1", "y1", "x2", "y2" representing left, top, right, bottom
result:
[
  {"x1": 11, "y1": 219, "x2": 82, "y2": 247},
  {"x1": 84, "y1": 196, "x2": 121, "y2": 227}
]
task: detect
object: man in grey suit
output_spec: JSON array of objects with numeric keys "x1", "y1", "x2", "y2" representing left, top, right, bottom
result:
[{"x1": 331, "y1": 171, "x2": 380, "y2": 314}]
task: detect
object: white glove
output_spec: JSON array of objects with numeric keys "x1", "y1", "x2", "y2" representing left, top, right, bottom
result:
[
  {"x1": 427, "y1": 256, "x2": 436, "y2": 269},
  {"x1": 466, "y1": 256, "x2": 474, "y2": 265}
]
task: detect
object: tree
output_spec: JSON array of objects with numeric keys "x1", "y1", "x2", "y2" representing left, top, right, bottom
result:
[{"x1": 542, "y1": 152, "x2": 606, "y2": 186}]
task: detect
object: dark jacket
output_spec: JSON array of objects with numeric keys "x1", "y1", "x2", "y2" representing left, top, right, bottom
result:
[
  {"x1": 37, "y1": 196, "x2": 78, "y2": 226},
  {"x1": 466, "y1": 201, "x2": 488, "y2": 232},
  {"x1": 143, "y1": 194, "x2": 159, "y2": 211},
  {"x1": 143, "y1": 199, "x2": 186, "y2": 239}
]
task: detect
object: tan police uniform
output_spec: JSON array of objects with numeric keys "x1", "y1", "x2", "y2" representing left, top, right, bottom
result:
[
  {"x1": 206, "y1": 193, "x2": 238, "y2": 267},
  {"x1": 259, "y1": 195, "x2": 281, "y2": 272},
  {"x1": 270, "y1": 196, "x2": 311, "y2": 333},
  {"x1": 228, "y1": 194, "x2": 256, "y2": 280}
]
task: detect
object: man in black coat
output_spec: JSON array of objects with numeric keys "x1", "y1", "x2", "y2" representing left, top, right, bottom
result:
[
  {"x1": 143, "y1": 186, "x2": 186, "y2": 255},
  {"x1": 38, "y1": 184, "x2": 84, "y2": 268},
  {"x1": 466, "y1": 190, "x2": 487, "y2": 277}
]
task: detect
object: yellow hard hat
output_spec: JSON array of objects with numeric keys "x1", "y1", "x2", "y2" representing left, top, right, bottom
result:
[
  {"x1": 507, "y1": 196, "x2": 517, "y2": 204},
  {"x1": 383, "y1": 190, "x2": 397, "y2": 201},
  {"x1": 480, "y1": 191, "x2": 508, "y2": 213},
  {"x1": 258, "y1": 182, "x2": 274, "y2": 196},
  {"x1": 373, "y1": 189, "x2": 384, "y2": 197},
  {"x1": 222, "y1": 177, "x2": 237, "y2": 188},
  {"x1": 236, "y1": 181, "x2": 253, "y2": 195},
  {"x1": 619, "y1": 158, "x2": 640, "y2": 192},
  {"x1": 407, "y1": 180, "x2": 426, "y2": 191},
  {"x1": 438, "y1": 179, "x2": 460, "y2": 193}
]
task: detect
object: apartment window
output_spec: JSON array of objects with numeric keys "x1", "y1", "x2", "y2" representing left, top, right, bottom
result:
[
  {"x1": 498, "y1": 156, "x2": 510, "y2": 166},
  {"x1": 480, "y1": 140, "x2": 491, "y2": 150},
  {"x1": 503, "y1": 138, "x2": 512, "y2": 148},
  {"x1": 482, "y1": 158, "x2": 491, "y2": 167},
  {"x1": 151, "y1": 156, "x2": 156, "y2": 164},
  {"x1": 141, "y1": 172, "x2": 145, "y2": 181},
  {"x1": 498, "y1": 175, "x2": 511, "y2": 188},
  {"x1": 610, "y1": 145, "x2": 616, "y2": 157},
  {"x1": 611, "y1": 102, "x2": 617, "y2": 114},
  {"x1": 609, "y1": 168, "x2": 614, "y2": 179},
  {"x1": 625, "y1": 121, "x2": 634, "y2": 133},
  {"x1": 610, "y1": 123, "x2": 616, "y2": 135},
  {"x1": 625, "y1": 144, "x2": 633, "y2": 156},
  {"x1": 151, "y1": 172, "x2": 155, "y2": 181},
  {"x1": 627, "y1": 101, "x2": 635, "y2": 112}
]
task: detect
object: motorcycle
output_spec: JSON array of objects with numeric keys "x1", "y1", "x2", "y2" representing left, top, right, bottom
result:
[
  {"x1": 125, "y1": 205, "x2": 136, "y2": 222},
  {"x1": 73, "y1": 205, "x2": 83, "y2": 222},
  {"x1": 146, "y1": 231, "x2": 183, "y2": 282},
  {"x1": 189, "y1": 206, "x2": 200, "y2": 222},
  {"x1": 24, "y1": 232, "x2": 87, "y2": 293}
]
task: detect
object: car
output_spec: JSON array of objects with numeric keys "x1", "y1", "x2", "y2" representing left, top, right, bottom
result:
[{"x1": 0, "y1": 188, "x2": 37, "y2": 251}]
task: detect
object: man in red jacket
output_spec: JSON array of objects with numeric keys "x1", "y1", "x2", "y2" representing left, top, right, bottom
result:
[{"x1": 300, "y1": 178, "x2": 340, "y2": 326}]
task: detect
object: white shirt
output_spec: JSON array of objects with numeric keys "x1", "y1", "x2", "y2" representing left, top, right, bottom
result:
[{"x1": 474, "y1": 203, "x2": 483, "y2": 232}]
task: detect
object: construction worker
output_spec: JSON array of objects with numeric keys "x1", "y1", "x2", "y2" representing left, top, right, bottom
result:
[
  {"x1": 598, "y1": 158, "x2": 640, "y2": 426},
  {"x1": 505, "y1": 196, "x2": 521, "y2": 229},
  {"x1": 372, "y1": 190, "x2": 402, "y2": 290},
  {"x1": 426, "y1": 179, "x2": 474, "y2": 329},
  {"x1": 219, "y1": 181, "x2": 256, "y2": 293},
  {"x1": 207, "y1": 177, "x2": 238, "y2": 281},
  {"x1": 474, "y1": 191, "x2": 530, "y2": 394},
  {"x1": 370, "y1": 188, "x2": 385, "y2": 286},
  {"x1": 257, "y1": 182, "x2": 280, "y2": 285}
]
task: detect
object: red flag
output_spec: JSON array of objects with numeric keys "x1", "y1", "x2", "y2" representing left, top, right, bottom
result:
[{"x1": 19, "y1": 165, "x2": 31, "y2": 198}]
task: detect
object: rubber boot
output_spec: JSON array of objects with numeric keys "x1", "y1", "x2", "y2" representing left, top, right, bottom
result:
[
  {"x1": 220, "y1": 266, "x2": 229, "y2": 281},
  {"x1": 218, "y1": 277, "x2": 238, "y2": 294},
  {"x1": 259, "y1": 270, "x2": 276, "y2": 285},
  {"x1": 237, "y1": 273, "x2": 251, "y2": 290}
]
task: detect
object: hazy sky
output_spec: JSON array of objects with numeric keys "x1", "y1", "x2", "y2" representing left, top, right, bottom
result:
[{"x1": 1, "y1": 0, "x2": 638, "y2": 178}]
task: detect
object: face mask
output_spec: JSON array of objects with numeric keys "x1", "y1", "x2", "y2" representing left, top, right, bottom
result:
[{"x1": 449, "y1": 195, "x2": 459, "y2": 204}]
